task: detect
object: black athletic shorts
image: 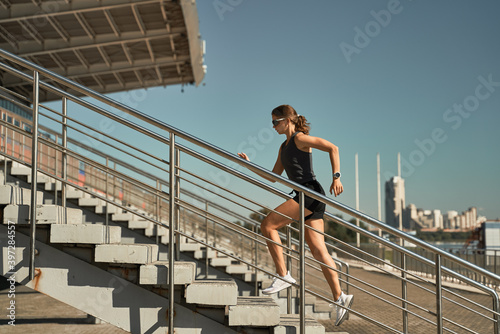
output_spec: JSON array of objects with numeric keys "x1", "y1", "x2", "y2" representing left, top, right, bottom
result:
[{"x1": 291, "y1": 179, "x2": 326, "y2": 221}]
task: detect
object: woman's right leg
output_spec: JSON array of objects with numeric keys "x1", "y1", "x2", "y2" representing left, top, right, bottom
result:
[{"x1": 260, "y1": 198, "x2": 310, "y2": 276}]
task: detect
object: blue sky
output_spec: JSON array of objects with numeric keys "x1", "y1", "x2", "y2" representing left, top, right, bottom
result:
[{"x1": 107, "y1": 0, "x2": 500, "y2": 221}]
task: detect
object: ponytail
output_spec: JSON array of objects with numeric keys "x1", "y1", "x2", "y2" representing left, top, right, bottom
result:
[
  {"x1": 294, "y1": 114, "x2": 310, "y2": 135},
  {"x1": 271, "y1": 104, "x2": 310, "y2": 135}
]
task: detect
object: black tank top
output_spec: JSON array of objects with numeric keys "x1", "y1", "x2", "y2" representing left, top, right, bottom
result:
[{"x1": 280, "y1": 132, "x2": 316, "y2": 184}]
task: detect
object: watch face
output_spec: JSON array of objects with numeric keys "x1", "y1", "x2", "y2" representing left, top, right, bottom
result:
[{"x1": 334, "y1": 172, "x2": 341, "y2": 179}]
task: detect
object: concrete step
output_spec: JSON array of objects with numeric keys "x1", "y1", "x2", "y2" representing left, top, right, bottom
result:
[
  {"x1": 65, "y1": 187, "x2": 83, "y2": 199},
  {"x1": 78, "y1": 197, "x2": 101, "y2": 207},
  {"x1": 44, "y1": 178, "x2": 62, "y2": 191},
  {"x1": 8, "y1": 163, "x2": 50, "y2": 184},
  {"x1": 27, "y1": 172, "x2": 50, "y2": 184},
  {"x1": 95, "y1": 202, "x2": 120, "y2": 215},
  {"x1": 3, "y1": 204, "x2": 82, "y2": 225},
  {"x1": 241, "y1": 271, "x2": 267, "y2": 283},
  {"x1": 228, "y1": 296, "x2": 280, "y2": 327},
  {"x1": 139, "y1": 261, "x2": 196, "y2": 285},
  {"x1": 274, "y1": 314, "x2": 326, "y2": 334},
  {"x1": 0, "y1": 184, "x2": 43, "y2": 205},
  {"x1": 194, "y1": 248, "x2": 217, "y2": 260},
  {"x1": 226, "y1": 264, "x2": 250, "y2": 274},
  {"x1": 128, "y1": 219, "x2": 153, "y2": 230},
  {"x1": 95, "y1": 243, "x2": 159, "y2": 264},
  {"x1": 50, "y1": 224, "x2": 121, "y2": 244},
  {"x1": 179, "y1": 242, "x2": 202, "y2": 252},
  {"x1": 186, "y1": 279, "x2": 238, "y2": 306},
  {"x1": 10, "y1": 161, "x2": 31, "y2": 176},
  {"x1": 210, "y1": 257, "x2": 233, "y2": 267},
  {"x1": 111, "y1": 212, "x2": 135, "y2": 221}
]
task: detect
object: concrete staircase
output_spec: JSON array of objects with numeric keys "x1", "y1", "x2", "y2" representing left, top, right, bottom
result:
[
  {"x1": 4, "y1": 160, "x2": 334, "y2": 319},
  {"x1": 0, "y1": 160, "x2": 331, "y2": 333}
]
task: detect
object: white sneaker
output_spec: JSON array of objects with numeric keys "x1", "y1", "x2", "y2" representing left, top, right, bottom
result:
[
  {"x1": 331, "y1": 292, "x2": 354, "y2": 326},
  {"x1": 262, "y1": 271, "x2": 296, "y2": 295}
]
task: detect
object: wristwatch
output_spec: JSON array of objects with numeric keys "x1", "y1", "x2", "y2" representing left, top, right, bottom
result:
[{"x1": 333, "y1": 172, "x2": 341, "y2": 179}]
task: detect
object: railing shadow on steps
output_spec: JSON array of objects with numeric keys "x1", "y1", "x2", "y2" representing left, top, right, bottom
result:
[{"x1": 1, "y1": 47, "x2": 500, "y2": 334}]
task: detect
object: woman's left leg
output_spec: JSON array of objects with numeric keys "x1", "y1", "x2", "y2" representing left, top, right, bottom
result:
[{"x1": 304, "y1": 218, "x2": 342, "y2": 300}]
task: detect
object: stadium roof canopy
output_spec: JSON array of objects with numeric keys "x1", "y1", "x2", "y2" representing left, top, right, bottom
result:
[{"x1": 0, "y1": 0, "x2": 205, "y2": 102}]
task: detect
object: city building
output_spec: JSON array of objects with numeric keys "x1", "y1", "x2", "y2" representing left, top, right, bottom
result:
[
  {"x1": 385, "y1": 176, "x2": 405, "y2": 229},
  {"x1": 385, "y1": 176, "x2": 482, "y2": 231}
]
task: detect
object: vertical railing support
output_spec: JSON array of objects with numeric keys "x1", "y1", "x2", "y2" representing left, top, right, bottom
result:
[
  {"x1": 156, "y1": 179, "x2": 161, "y2": 245},
  {"x1": 61, "y1": 97, "x2": 67, "y2": 210},
  {"x1": 435, "y1": 254, "x2": 443, "y2": 334},
  {"x1": 286, "y1": 226, "x2": 292, "y2": 314},
  {"x1": 105, "y1": 157, "x2": 110, "y2": 243},
  {"x1": 401, "y1": 253, "x2": 408, "y2": 333},
  {"x1": 253, "y1": 225, "x2": 259, "y2": 296},
  {"x1": 205, "y1": 201, "x2": 209, "y2": 279},
  {"x1": 175, "y1": 148, "x2": 181, "y2": 261},
  {"x1": 168, "y1": 132, "x2": 176, "y2": 334},
  {"x1": 29, "y1": 71, "x2": 40, "y2": 281},
  {"x1": 299, "y1": 191, "x2": 305, "y2": 334},
  {"x1": 492, "y1": 287, "x2": 500, "y2": 334}
]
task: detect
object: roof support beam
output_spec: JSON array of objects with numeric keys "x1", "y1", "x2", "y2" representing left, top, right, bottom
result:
[
  {"x1": 0, "y1": 25, "x2": 17, "y2": 50},
  {"x1": 132, "y1": 4, "x2": 146, "y2": 35},
  {"x1": 121, "y1": 43, "x2": 134, "y2": 65},
  {"x1": 97, "y1": 46, "x2": 112, "y2": 68},
  {"x1": 74, "y1": 12, "x2": 95, "y2": 40},
  {"x1": 0, "y1": 0, "x2": 10, "y2": 10},
  {"x1": 49, "y1": 53, "x2": 66, "y2": 72},
  {"x1": 73, "y1": 49, "x2": 90, "y2": 70},
  {"x1": 47, "y1": 16, "x2": 69, "y2": 43},
  {"x1": 19, "y1": 20, "x2": 43, "y2": 45},
  {"x1": 104, "y1": 9, "x2": 120, "y2": 37}
]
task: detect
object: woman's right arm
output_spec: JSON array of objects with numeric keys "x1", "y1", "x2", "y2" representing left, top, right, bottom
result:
[{"x1": 238, "y1": 148, "x2": 284, "y2": 183}]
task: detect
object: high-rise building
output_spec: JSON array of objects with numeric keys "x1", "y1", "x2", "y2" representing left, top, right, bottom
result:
[
  {"x1": 385, "y1": 176, "x2": 405, "y2": 229},
  {"x1": 385, "y1": 175, "x2": 477, "y2": 231}
]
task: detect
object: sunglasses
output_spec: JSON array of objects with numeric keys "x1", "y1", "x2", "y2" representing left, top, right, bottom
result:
[{"x1": 272, "y1": 118, "x2": 286, "y2": 126}]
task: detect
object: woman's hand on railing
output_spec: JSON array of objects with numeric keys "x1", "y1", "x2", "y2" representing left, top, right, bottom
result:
[{"x1": 238, "y1": 152, "x2": 250, "y2": 161}]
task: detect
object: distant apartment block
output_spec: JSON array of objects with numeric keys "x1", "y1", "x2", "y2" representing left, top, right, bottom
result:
[{"x1": 385, "y1": 176, "x2": 484, "y2": 231}]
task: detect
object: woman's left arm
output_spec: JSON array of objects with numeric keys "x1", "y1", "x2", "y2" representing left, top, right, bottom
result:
[{"x1": 295, "y1": 134, "x2": 344, "y2": 197}]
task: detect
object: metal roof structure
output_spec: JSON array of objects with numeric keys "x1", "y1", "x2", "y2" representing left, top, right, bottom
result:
[{"x1": 0, "y1": 0, "x2": 205, "y2": 102}]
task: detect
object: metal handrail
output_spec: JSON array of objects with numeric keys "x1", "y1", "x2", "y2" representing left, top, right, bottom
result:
[
  {"x1": 1, "y1": 47, "x2": 499, "y2": 333},
  {"x1": 2, "y1": 47, "x2": 498, "y2": 285},
  {"x1": 1, "y1": 99, "x2": 497, "y2": 333}
]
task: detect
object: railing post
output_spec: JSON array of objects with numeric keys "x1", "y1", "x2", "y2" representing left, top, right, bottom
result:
[
  {"x1": 105, "y1": 157, "x2": 110, "y2": 243},
  {"x1": 175, "y1": 148, "x2": 181, "y2": 261},
  {"x1": 401, "y1": 253, "x2": 408, "y2": 333},
  {"x1": 61, "y1": 97, "x2": 67, "y2": 210},
  {"x1": 299, "y1": 191, "x2": 305, "y2": 334},
  {"x1": 492, "y1": 286, "x2": 500, "y2": 334},
  {"x1": 156, "y1": 179, "x2": 161, "y2": 245},
  {"x1": 435, "y1": 254, "x2": 443, "y2": 334},
  {"x1": 286, "y1": 226, "x2": 292, "y2": 314},
  {"x1": 29, "y1": 71, "x2": 40, "y2": 281},
  {"x1": 253, "y1": 224, "x2": 259, "y2": 296},
  {"x1": 168, "y1": 132, "x2": 176, "y2": 334},
  {"x1": 205, "y1": 201, "x2": 209, "y2": 279}
]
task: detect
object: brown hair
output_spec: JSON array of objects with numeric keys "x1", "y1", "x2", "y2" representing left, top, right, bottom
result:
[{"x1": 271, "y1": 104, "x2": 310, "y2": 135}]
